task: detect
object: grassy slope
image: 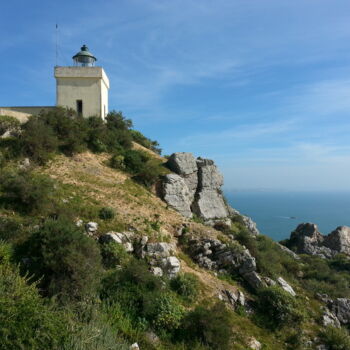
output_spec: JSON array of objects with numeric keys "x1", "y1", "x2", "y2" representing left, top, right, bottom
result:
[{"x1": 33, "y1": 149, "x2": 330, "y2": 350}]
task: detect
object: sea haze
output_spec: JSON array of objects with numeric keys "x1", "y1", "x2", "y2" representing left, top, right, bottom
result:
[{"x1": 225, "y1": 190, "x2": 350, "y2": 241}]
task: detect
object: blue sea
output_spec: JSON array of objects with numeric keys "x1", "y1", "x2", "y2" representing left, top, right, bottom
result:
[{"x1": 225, "y1": 190, "x2": 350, "y2": 241}]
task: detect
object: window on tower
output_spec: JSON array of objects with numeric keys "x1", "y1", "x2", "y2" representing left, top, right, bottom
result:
[{"x1": 76, "y1": 100, "x2": 83, "y2": 115}]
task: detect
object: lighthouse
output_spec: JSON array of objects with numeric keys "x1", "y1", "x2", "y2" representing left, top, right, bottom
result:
[{"x1": 54, "y1": 45, "x2": 109, "y2": 119}]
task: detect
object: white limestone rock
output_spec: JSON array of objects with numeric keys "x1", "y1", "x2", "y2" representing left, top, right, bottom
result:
[
  {"x1": 277, "y1": 277, "x2": 296, "y2": 296},
  {"x1": 163, "y1": 174, "x2": 192, "y2": 218}
]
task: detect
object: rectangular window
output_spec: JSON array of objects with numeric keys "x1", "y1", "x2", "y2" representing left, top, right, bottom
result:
[{"x1": 76, "y1": 100, "x2": 83, "y2": 115}]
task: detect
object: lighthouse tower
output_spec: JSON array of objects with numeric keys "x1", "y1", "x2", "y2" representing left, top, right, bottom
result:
[{"x1": 54, "y1": 45, "x2": 109, "y2": 119}]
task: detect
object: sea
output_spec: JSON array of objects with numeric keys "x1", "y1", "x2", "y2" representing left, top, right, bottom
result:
[{"x1": 225, "y1": 190, "x2": 350, "y2": 242}]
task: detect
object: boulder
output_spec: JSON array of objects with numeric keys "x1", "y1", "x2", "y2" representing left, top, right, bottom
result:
[
  {"x1": 277, "y1": 243, "x2": 300, "y2": 260},
  {"x1": 85, "y1": 222, "x2": 98, "y2": 234},
  {"x1": 248, "y1": 338, "x2": 262, "y2": 350},
  {"x1": 166, "y1": 152, "x2": 198, "y2": 176},
  {"x1": 162, "y1": 174, "x2": 192, "y2": 218},
  {"x1": 242, "y1": 271, "x2": 265, "y2": 290},
  {"x1": 123, "y1": 242, "x2": 134, "y2": 253},
  {"x1": 99, "y1": 231, "x2": 125, "y2": 244},
  {"x1": 197, "y1": 163, "x2": 223, "y2": 190},
  {"x1": 289, "y1": 223, "x2": 325, "y2": 255},
  {"x1": 162, "y1": 256, "x2": 181, "y2": 278},
  {"x1": 130, "y1": 343, "x2": 140, "y2": 350},
  {"x1": 322, "y1": 308, "x2": 340, "y2": 327},
  {"x1": 330, "y1": 298, "x2": 350, "y2": 324},
  {"x1": 277, "y1": 277, "x2": 296, "y2": 296},
  {"x1": 145, "y1": 242, "x2": 172, "y2": 258},
  {"x1": 324, "y1": 226, "x2": 350, "y2": 255},
  {"x1": 227, "y1": 207, "x2": 260, "y2": 235},
  {"x1": 192, "y1": 190, "x2": 229, "y2": 220},
  {"x1": 150, "y1": 266, "x2": 163, "y2": 277}
]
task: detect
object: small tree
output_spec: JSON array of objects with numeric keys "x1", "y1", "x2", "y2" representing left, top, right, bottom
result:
[{"x1": 17, "y1": 218, "x2": 102, "y2": 301}]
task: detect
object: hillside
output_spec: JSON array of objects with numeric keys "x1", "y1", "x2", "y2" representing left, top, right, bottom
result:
[{"x1": 0, "y1": 109, "x2": 350, "y2": 350}]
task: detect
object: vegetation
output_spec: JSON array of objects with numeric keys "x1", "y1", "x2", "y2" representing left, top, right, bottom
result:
[{"x1": 1, "y1": 107, "x2": 350, "y2": 349}]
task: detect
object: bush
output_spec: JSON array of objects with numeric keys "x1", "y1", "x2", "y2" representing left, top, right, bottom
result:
[
  {"x1": 0, "y1": 115, "x2": 20, "y2": 136},
  {"x1": 170, "y1": 273, "x2": 200, "y2": 302},
  {"x1": 16, "y1": 218, "x2": 102, "y2": 301},
  {"x1": 301, "y1": 255, "x2": 350, "y2": 298},
  {"x1": 130, "y1": 129, "x2": 161, "y2": 154},
  {"x1": 20, "y1": 116, "x2": 59, "y2": 164},
  {"x1": 178, "y1": 301, "x2": 234, "y2": 349},
  {"x1": 0, "y1": 169, "x2": 56, "y2": 215},
  {"x1": 100, "y1": 242, "x2": 130, "y2": 269},
  {"x1": 110, "y1": 154, "x2": 125, "y2": 170},
  {"x1": 99, "y1": 207, "x2": 116, "y2": 220},
  {"x1": 0, "y1": 217, "x2": 24, "y2": 242},
  {"x1": 0, "y1": 242, "x2": 68, "y2": 350},
  {"x1": 38, "y1": 108, "x2": 88, "y2": 156},
  {"x1": 143, "y1": 293, "x2": 185, "y2": 331},
  {"x1": 320, "y1": 326, "x2": 350, "y2": 350},
  {"x1": 256, "y1": 286, "x2": 304, "y2": 330}
]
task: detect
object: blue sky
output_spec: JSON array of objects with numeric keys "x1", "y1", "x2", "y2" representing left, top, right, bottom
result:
[{"x1": 1, "y1": 0, "x2": 350, "y2": 191}]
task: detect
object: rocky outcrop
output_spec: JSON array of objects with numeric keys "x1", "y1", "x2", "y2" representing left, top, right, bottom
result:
[
  {"x1": 285, "y1": 223, "x2": 350, "y2": 258},
  {"x1": 188, "y1": 237, "x2": 265, "y2": 290},
  {"x1": 330, "y1": 298, "x2": 350, "y2": 325},
  {"x1": 163, "y1": 152, "x2": 259, "y2": 234},
  {"x1": 324, "y1": 226, "x2": 350, "y2": 255},
  {"x1": 162, "y1": 174, "x2": 192, "y2": 218}
]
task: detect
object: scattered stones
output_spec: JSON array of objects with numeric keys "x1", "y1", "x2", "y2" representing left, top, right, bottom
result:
[
  {"x1": 277, "y1": 277, "x2": 296, "y2": 296},
  {"x1": 189, "y1": 237, "x2": 264, "y2": 289}
]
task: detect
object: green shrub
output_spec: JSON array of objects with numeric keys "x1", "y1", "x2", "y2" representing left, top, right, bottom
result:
[
  {"x1": 301, "y1": 255, "x2": 350, "y2": 298},
  {"x1": 20, "y1": 116, "x2": 59, "y2": 164},
  {"x1": 133, "y1": 159, "x2": 165, "y2": 188},
  {"x1": 0, "y1": 217, "x2": 24, "y2": 242},
  {"x1": 110, "y1": 154, "x2": 125, "y2": 170},
  {"x1": 0, "y1": 169, "x2": 56, "y2": 215},
  {"x1": 256, "y1": 286, "x2": 304, "y2": 330},
  {"x1": 123, "y1": 149, "x2": 149, "y2": 174},
  {"x1": 16, "y1": 218, "x2": 102, "y2": 301},
  {"x1": 130, "y1": 129, "x2": 161, "y2": 154},
  {"x1": 178, "y1": 301, "x2": 234, "y2": 349},
  {"x1": 99, "y1": 207, "x2": 116, "y2": 220},
  {"x1": 0, "y1": 115, "x2": 20, "y2": 136},
  {"x1": 144, "y1": 293, "x2": 185, "y2": 331},
  {"x1": 170, "y1": 273, "x2": 200, "y2": 302},
  {"x1": 100, "y1": 242, "x2": 130, "y2": 269},
  {"x1": 0, "y1": 242, "x2": 68, "y2": 350},
  {"x1": 320, "y1": 326, "x2": 350, "y2": 350},
  {"x1": 38, "y1": 108, "x2": 88, "y2": 156}
]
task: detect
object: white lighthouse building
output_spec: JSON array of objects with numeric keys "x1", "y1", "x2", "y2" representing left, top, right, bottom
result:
[
  {"x1": 0, "y1": 45, "x2": 110, "y2": 120},
  {"x1": 55, "y1": 45, "x2": 109, "y2": 119}
]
